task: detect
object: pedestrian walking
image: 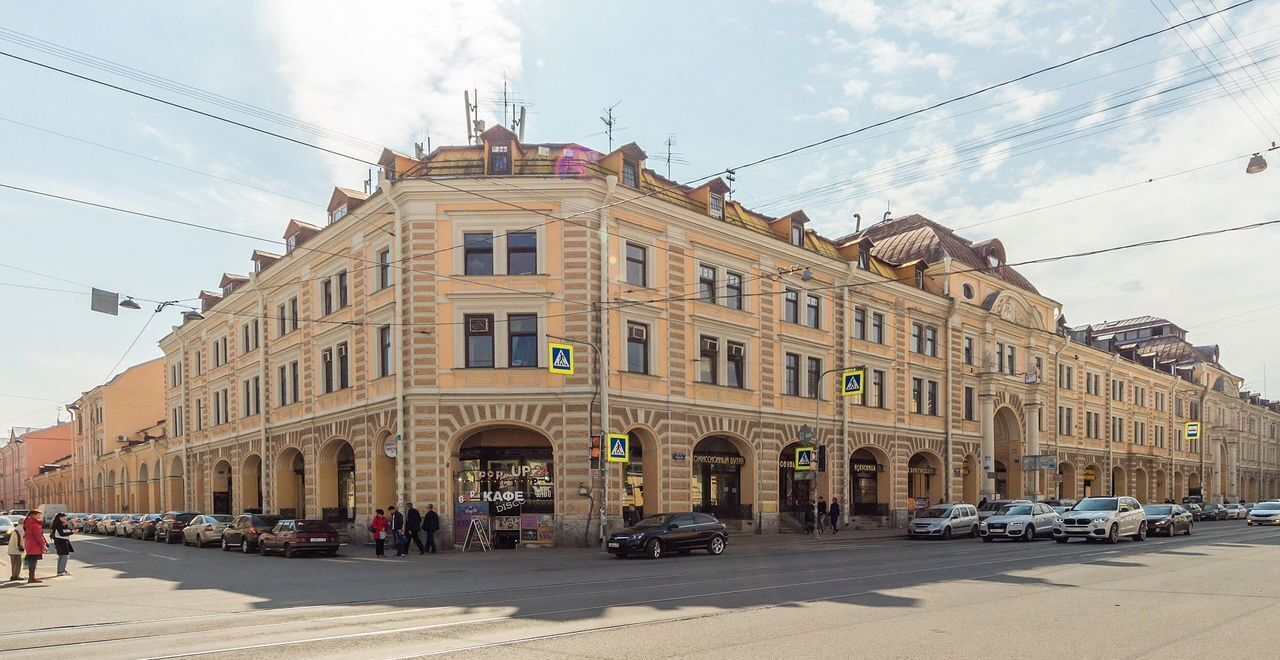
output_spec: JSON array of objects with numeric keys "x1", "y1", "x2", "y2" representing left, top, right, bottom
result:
[
  {"x1": 22, "y1": 511, "x2": 47, "y2": 584},
  {"x1": 51, "y1": 513, "x2": 74, "y2": 576},
  {"x1": 816, "y1": 497, "x2": 828, "y2": 536},
  {"x1": 978, "y1": 496, "x2": 988, "y2": 509},
  {"x1": 828, "y1": 497, "x2": 842, "y2": 534},
  {"x1": 389, "y1": 506, "x2": 407, "y2": 557},
  {"x1": 423, "y1": 503, "x2": 440, "y2": 553},
  {"x1": 6, "y1": 517, "x2": 24, "y2": 581},
  {"x1": 803, "y1": 501, "x2": 816, "y2": 534},
  {"x1": 405, "y1": 504, "x2": 425, "y2": 555},
  {"x1": 370, "y1": 509, "x2": 390, "y2": 558}
]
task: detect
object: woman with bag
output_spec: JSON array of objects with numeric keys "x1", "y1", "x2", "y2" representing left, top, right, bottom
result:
[
  {"x1": 370, "y1": 509, "x2": 390, "y2": 558},
  {"x1": 7, "y1": 517, "x2": 24, "y2": 581},
  {"x1": 51, "y1": 513, "x2": 74, "y2": 576},
  {"x1": 22, "y1": 511, "x2": 48, "y2": 584}
]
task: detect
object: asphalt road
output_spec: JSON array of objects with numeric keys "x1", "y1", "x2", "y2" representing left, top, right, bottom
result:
[{"x1": 2, "y1": 520, "x2": 1278, "y2": 659}]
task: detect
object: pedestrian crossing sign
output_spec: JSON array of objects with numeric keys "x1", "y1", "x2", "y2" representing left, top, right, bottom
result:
[
  {"x1": 549, "y1": 343, "x2": 574, "y2": 375},
  {"x1": 795, "y1": 446, "x2": 815, "y2": 471},
  {"x1": 1185, "y1": 421, "x2": 1200, "y2": 440},
  {"x1": 841, "y1": 370, "x2": 865, "y2": 397},
  {"x1": 607, "y1": 433, "x2": 629, "y2": 463}
]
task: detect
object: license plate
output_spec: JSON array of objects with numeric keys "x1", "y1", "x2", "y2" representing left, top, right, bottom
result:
[
  {"x1": 607, "y1": 542, "x2": 620, "y2": 548},
  {"x1": 310, "y1": 538, "x2": 327, "y2": 542}
]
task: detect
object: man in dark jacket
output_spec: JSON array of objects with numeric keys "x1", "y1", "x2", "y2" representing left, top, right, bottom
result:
[
  {"x1": 405, "y1": 504, "x2": 425, "y2": 555},
  {"x1": 389, "y1": 506, "x2": 407, "y2": 557},
  {"x1": 423, "y1": 503, "x2": 440, "y2": 554}
]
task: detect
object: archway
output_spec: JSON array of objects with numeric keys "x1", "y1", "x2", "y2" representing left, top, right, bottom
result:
[
  {"x1": 455, "y1": 425, "x2": 556, "y2": 548},
  {"x1": 625, "y1": 427, "x2": 660, "y2": 526},
  {"x1": 152, "y1": 459, "x2": 163, "y2": 511},
  {"x1": 1058, "y1": 462, "x2": 1077, "y2": 501},
  {"x1": 850, "y1": 446, "x2": 891, "y2": 516},
  {"x1": 120, "y1": 465, "x2": 131, "y2": 512},
  {"x1": 241, "y1": 454, "x2": 263, "y2": 513},
  {"x1": 1082, "y1": 463, "x2": 1101, "y2": 498},
  {"x1": 1134, "y1": 467, "x2": 1148, "y2": 503},
  {"x1": 1188, "y1": 472, "x2": 1202, "y2": 499},
  {"x1": 692, "y1": 435, "x2": 755, "y2": 523},
  {"x1": 961, "y1": 454, "x2": 980, "y2": 505},
  {"x1": 779, "y1": 441, "x2": 817, "y2": 525},
  {"x1": 211, "y1": 459, "x2": 233, "y2": 515},
  {"x1": 106, "y1": 470, "x2": 117, "y2": 511},
  {"x1": 1155, "y1": 469, "x2": 1168, "y2": 502},
  {"x1": 1246, "y1": 474, "x2": 1258, "y2": 502},
  {"x1": 275, "y1": 447, "x2": 305, "y2": 518},
  {"x1": 992, "y1": 406, "x2": 1023, "y2": 499},
  {"x1": 373, "y1": 431, "x2": 397, "y2": 513},
  {"x1": 1173, "y1": 471, "x2": 1184, "y2": 501},
  {"x1": 137, "y1": 462, "x2": 151, "y2": 512},
  {"x1": 1112, "y1": 465, "x2": 1127, "y2": 497},
  {"x1": 318, "y1": 439, "x2": 356, "y2": 523},
  {"x1": 907, "y1": 451, "x2": 945, "y2": 507}
]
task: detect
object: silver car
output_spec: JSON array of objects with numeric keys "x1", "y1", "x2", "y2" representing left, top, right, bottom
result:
[
  {"x1": 1224, "y1": 503, "x2": 1246, "y2": 520},
  {"x1": 977, "y1": 499, "x2": 1033, "y2": 522},
  {"x1": 908, "y1": 504, "x2": 980, "y2": 540},
  {"x1": 181, "y1": 514, "x2": 234, "y2": 547},
  {"x1": 980, "y1": 502, "x2": 1060, "y2": 542},
  {"x1": 1247, "y1": 501, "x2": 1280, "y2": 526},
  {"x1": 1054, "y1": 496, "x2": 1147, "y2": 543}
]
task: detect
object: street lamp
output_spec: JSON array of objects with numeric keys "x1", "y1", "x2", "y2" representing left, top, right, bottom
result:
[
  {"x1": 1246, "y1": 153, "x2": 1267, "y2": 174},
  {"x1": 118, "y1": 297, "x2": 141, "y2": 310},
  {"x1": 181, "y1": 310, "x2": 204, "y2": 322}
]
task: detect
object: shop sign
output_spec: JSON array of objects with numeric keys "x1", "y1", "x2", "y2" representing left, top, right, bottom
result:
[
  {"x1": 384, "y1": 434, "x2": 399, "y2": 459},
  {"x1": 851, "y1": 461, "x2": 880, "y2": 473},
  {"x1": 908, "y1": 466, "x2": 936, "y2": 475},
  {"x1": 672, "y1": 452, "x2": 687, "y2": 462},
  {"x1": 693, "y1": 454, "x2": 746, "y2": 466},
  {"x1": 1082, "y1": 468, "x2": 1098, "y2": 481}
]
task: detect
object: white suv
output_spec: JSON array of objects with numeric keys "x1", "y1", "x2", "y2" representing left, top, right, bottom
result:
[{"x1": 1054, "y1": 496, "x2": 1147, "y2": 543}]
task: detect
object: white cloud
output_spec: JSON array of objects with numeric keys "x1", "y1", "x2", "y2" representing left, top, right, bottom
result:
[
  {"x1": 814, "y1": 0, "x2": 884, "y2": 32},
  {"x1": 995, "y1": 84, "x2": 1062, "y2": 122},
  {"x1": 860, "y1": 38, "x2": 956, "y2": 80},
  {"x1": 794, "y1": 107, "x2": 851, "y2": 123},
  {"x1": 258, "y1": 0, "x2": 521, "y2": 181},
  {"x1": 842, "y1": 79, "x2": 871, "y2": 100},
  {"x1": 872, "y1": 91, "x2": 933, "y2": 112}
]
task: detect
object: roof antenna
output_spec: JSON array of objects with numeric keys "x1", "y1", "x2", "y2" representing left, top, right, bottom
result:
[
  {"x1": 600, "y1": 101, "x2": 621, "y2": 151},
  {"x1": 364, "y1": 168, "x2": 373, "y2": 194},
  {"x1": 853, "y1": 213, "x2": 861, "y2": 233},
  {"x1": 883, "y1": 201, "x2": 892, "y2": 224},
  {"x1": 464, "y1": 91, "x2": 475, "y2": 144}
]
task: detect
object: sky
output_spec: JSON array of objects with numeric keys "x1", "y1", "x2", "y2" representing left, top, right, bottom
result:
[{"x1": 2, "y1": 0, "x2": 1280, "y2": 430}]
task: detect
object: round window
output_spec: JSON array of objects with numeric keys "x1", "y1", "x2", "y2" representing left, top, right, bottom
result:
[{"x1": 962, "y1": 283, "x2": 975, "y2": 300}]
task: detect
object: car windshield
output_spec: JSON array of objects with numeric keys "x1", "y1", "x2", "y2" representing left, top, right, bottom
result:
[
  {"x1": 1254, "y1": 502, "x2": 1280, "y2": 511},
  {"x1": 1202, "y1": 504, "x2": 1221, "y2": 510},
  {"x1": 978, "y1": 501, "x2": 1006, "y2": 511},
  {"x1": 175, "y1": 513, "x2": 199, "y2": 522},
  {"x1": 207, "y1": 515, "x2": 233, "y2": 523},
  {"x1": 1146, "y1": 505, "x2": 1173, "y2": 515},
  {"x1": 253, "y1": 516, "x2": 281, "y2": 526},
  {"x1": 296, "y1": 521, "x2": 336, "y2": 532},
  {"x1": 1073, "y1": 498, "x2": 1119, "y2": 511},
  {"x1": 1225, "y1": 504, "x2": 1242, "y2": 509},
  {"x1": 998, "y1": 505, "x2": 1033, "y2": 516},
  {"x1": 633, "y1": 515, "x2": 669, "y2": 528},
  {"x1": 916, "y1": 507, "x2": 951, "y2": 519}
]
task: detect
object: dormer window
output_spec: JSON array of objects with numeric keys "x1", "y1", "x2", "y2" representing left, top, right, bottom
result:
[
  {"x1": 709, "y1": 193, "x2": 724, "y2": 220},
  {"x1": 623, "y1": 160, "x2": 639, "y2": 189},
  {"x1": 222, "y1": 284, "x2": 234, "y2": 296},
  {"x1": 489, "y1": 143, "x2": 511, "y2": 175},
  {"x1": 328, "y1": 205, "x2": 348, "y2": 225},
  {"x1": 254, "y1": 259, "x2": 263, "y2": 274},
  {"x1": 857, "y1": 250, "x2": 870, "y2": 271},
  {"x1": 791, "y1": 224, "x2": 804, "y2": 247},
  {"x1": 915, "y1": 270, "x2": 925, "y2": 290},
  {"x1": 987, "y1": 254, "x2": 1001, "y2": 268},
  {"x1": 286, "y1": 235, "x2": 298, "y2": 254}
]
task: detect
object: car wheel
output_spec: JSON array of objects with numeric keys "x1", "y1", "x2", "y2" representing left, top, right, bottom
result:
[
  {"x1": 323, "y1": 549, "x2": 338, "y2": 557},
  {"x1": 242, "y1": 539, "x2": 252, "y2": 554},
  {"x1": 284, "y1": 544, "x2": 295, "y2": 559},
  {"x1": 258, "y1": 542, "x2": 269, "y2": 556},
  {"x1": 982, "y1": 535, "x2": 994, "y2": 543},
  {"x1": 1055, "y1": 536, "x2": 1069, "y2": 544},
  {"x1": 1186, "y1": 523, "x2": 1193, "y2": 536},
  {"x1": 941, "y1": 526, "x2": 952, "y2": 541},
  {"x1": 1108, "y1": 524, "x2": 1120, "y2": 544},
  {"x1": 1131, "y1": 522, "x2": 1147, "y2": 542},
  {"x1": 707, "y1": 536, "x2": 726, "y2": 556},
  {"x1": 221, "y1": 538, "x2": 229, "y2": 551},
  {"x1": 612, "y1": 552, "x2": 627, "y2": 559},
  {"x1": 1022, "y1": 525, "x2": 1035, "y2": 542},
  {"x1": 969, "y1": 525, "x2": 978, "y2": 539},
  {"x1": 645, "y1": 538, "x2": 662, "y2": 560}
]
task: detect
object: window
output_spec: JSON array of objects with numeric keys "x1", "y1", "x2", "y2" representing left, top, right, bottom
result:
[
  {"x1": 1134, "y1": 421, "x2": 1146, "y2": 445},
  {"x1": 697, "y1": 264, "x2": 718, "y2": 303},
  {"x1": 806, "y1": 295, "x2": 820, "y2": 329},
  {"x1": 290, "y1": 360, "x2": 299, "y2": 403},
  {"x1": 289, "y1": 297, "x2": 298, "y2": 332},
  {"x1": 212, "y1": 336, "x2": 228, "y2": 367},
  {"x1": 322, "y1": 348, "x2": 335, "y2": 393},
  {"x1": 1134, "y1": 386, "x2": 1146, "y2": 408},
  {"x1": 926, "y1": 380, "x2": 938, "y2": 415},
  {"x1": 195, "y1": 398, "x2": 203, "y2": 431},
  {"x1": 912, "y1": 378, "x2": 923, "y2": 414},
  {"x1": 337, "y1": 271, "x2": 348, "y2": 309},
  {"x1": 194, "y1": 350, "x2": 202, "y2": 376},
  {"x1": 625, "y1": 243, "x2": 647, "y2": 287},
  {"x1": 507, "y1": 232, "x2": 538, "y2": 275},
  {"x1": 337, "y1": 342, "x2": 349, "y2": 389},
  {"x1": 170, "y1": 362, "x2": 182, "y2": 388},
  {"x1": 622, "y1": 160, "x2": 638, "y2": 189},
  {"x1": 241, "y1": 320, "x2": 259, "y2": 353},
  {"x1": 378, "y1": 325, "x2": 393, "y2": 377},
  {"x1": 857, "y1": 250, "x2": 870, "y2": 271},
  {"x1": 242, "y1": 377, "x2": 260, "y2": 417},
  {"x1": 725, "y1": 272, "x2": 743, "y2": 310},
  {"x1": 727, "y1": 341, "x2": 746, "y2": 388},
  {"x1": 508, "y1": 314, "x2": 538, "y2": 367},
  {"x1": 1035, "y1": 357, "x2": 1043, "y2": 380},
  {"x1": 870, "y1": 369, "x2": 886, "y2": 408},
  {"x1": 784, "y1": 353, "x2": 801, "y2": 396},
  {"x1": 1085, "y1": 372, "x2": 1098, "y2": 395},
  {"x1": 277, "y1": 364, "x2": 289, "y2": 406},
  {"x1": 964, "y1": 387, "x2": 975, "y2": 421},
  {"x1": 276, "y1": 303, "x2": 287, "y2": 336},
  {"x1": 286, "y1": 234, "x2": 298, "y2": 253},
  {"x1": 915, "y1": 269, "x2": 925, "y2": 290},
  {"x1": 806, "y1": 357, "x2": 822, "y2": 399},
  {"x1": 1059, "y1": 365, "x2": 1074, "y2": 390},
  {"x1": 964, "y1": 337, "x2": 974, "y2": 365},
  {"x1": 464, "y1": 233, "x2": 494, "y2": 275},
  {"x1": 783, "y1": 289, "x2": 799, "y2": 323},
  {"x1": 489, "y1": 143, "x2": 511, "y2": 175},
  {"x1": 626, "y1": 322, "x2": 649, "y2": 374},
  {"x1": 213, "y1": 388, "x2": 229, "y2": 425},
  {"x1": 912, "y1": 323, "x2": 923, "y2": 354},
  {"x1": 709, "y1": 192, "x2": 724, "y2": 219},
  {"x1": 925, "y1": 327, "x2": 938, "y2": 357},
  {"x1": 1112, "y1": 379, "x2": 1124, "y2": 402},
  {"x1": 1155, "y1": 425, "x2": 1166, "y2": 448},
  {"x1": 791, "y1": 223, "x2": 804, "y2": 246},
  {"x1": 996, "y1": 342, "x2": 1004, "y2": 372},
  {"x1": 699, "y1": 336, "x2": 719, "y2": 385},
  {"x1": 322, "y1": 279, "x2": 334, "y2": 315},
  {"x1": 871, "y1": 312, "x2": 884, "y2": 344},
  {"x1": 1112, "y1": 415, "x2": 1124, "y2": 442},
  {"x1": 329, "y1": 205, "x2": 347, "y2": 224},
  {"x1": 171, "y1": 406, "x2": 184, "y2": 437},
  {"x1": 1058, "y1": 406, "x2": 1074, "y2": 436},
  {"x1": 854, "y1": 308, "x2": 866, "y2": 340},
  {"x1": 1005, "y1": 345, "x2": 1015, "y2": 374},
  {"x1": 465, "y1": 315, "x2": 495, "y2": 368},
  {"x1": 377, "y1": 248, "x2": 392, "y2": 290}
]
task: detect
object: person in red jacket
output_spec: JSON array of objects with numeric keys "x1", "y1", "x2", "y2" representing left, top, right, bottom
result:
[
  {"x1": 369, "y1": 509, "x2": 390, "y2": 558},
  {"x1": 22, "y1": 511, "x2": 48, "y2": 583}
]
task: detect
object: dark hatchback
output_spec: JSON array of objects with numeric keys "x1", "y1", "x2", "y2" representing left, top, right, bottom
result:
[
  {"x1": 1144, "y1": 504, "x2": 1193, "y2": 536},
  {"x1": 1200, "y1": 503, "x2": 1229, "y2": 521},
  {"x1": 221, "y1": 514, "x2": 282, "y2": 553},
  {"x1": 607, "y1": 512, "x2": 728, "y2": 559},
  {"x1": 131, "y1": 514, "x2": 164, "y2": 540},
  {"x1": 257, "y1": 520, "x2": 340, "y2": 558},
  {"x1": 155, "y1": 512, "x2": 201, "y2": 543}
]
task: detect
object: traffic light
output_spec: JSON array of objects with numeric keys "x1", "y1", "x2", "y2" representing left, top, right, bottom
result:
[
  {"x1": 589, "y1": 435, "x2": 602, "y2": 470},
  {"x1": 817, "y1": 445, "x2": 827, "y2": 472}
]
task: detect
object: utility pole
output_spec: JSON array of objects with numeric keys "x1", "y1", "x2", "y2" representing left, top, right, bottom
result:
[{"x1": 600, "y1": 101, "x2": 621, "y2": 152}]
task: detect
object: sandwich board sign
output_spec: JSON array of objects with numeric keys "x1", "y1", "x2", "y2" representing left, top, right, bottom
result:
[
  {"x1": 607, "y1": 433, "x2": 629, "y2": 463},
  {"x1": 549, "y1": 343, "x2": 574, "y2": 375}
]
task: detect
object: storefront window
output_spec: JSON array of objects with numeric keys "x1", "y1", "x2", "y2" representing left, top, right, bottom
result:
[{"x1": 456, "y1": 445, "x2": 554, "y2": 549}]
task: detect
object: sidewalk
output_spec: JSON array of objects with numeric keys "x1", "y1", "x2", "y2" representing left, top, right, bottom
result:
[{"x1": 726, "y1": 525, "x2": 906, "y2": 551}]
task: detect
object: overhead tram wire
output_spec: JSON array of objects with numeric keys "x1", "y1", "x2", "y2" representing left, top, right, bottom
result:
[
  {"x1": 1208, "y1": 0, "x2": 1280, "y2": 108},
  {"x1": 1190, "y1": 0, "x2": 1280, "y2": 119}
]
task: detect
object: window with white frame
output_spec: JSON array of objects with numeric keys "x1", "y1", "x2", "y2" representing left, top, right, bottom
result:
[
  {"x1": 627, "y1": 322, "x2": 649, "y2": 374},
  {"x1": 377, "y1": 248, "x2": 392, "y2": 290},
  {"x1": 378, "y1": 325, "x2": 394, "y2": 377},
  {"x1": 213, "y1": 388, "x2": 229, "y2": 425},
  {"x1": 242, "y1": 376, "x2": 261, "y2": 417}
]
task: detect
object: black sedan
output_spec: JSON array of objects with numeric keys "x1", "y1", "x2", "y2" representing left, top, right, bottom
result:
[
  {"x1": 606, "y1": 512, "x2": 727, "y2": 559},
  {"x1": 221, "y1": 513, "x2": 281, "y2": 553},
  {"x1": 1200, "y1": 503, "x2": 1229, "y2": 521},
  {"x1": 1144, "y1": 504, "x2": 1193, "y2": 536},
  {"x1": 1183, "y1": 503, "x2": 1204, "y2": 521}
]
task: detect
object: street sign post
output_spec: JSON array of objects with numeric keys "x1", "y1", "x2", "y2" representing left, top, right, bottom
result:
[
  {"x1": 841, "y1": 370, "x2": 865, "y2": 397},
  {"x1": 548, "y1": 343, "x2": 575, "y2": 375},
  {"x1": 607, "y1": 433, "x2": 629, "y2": 463},
  {"x1": 795, "y1": 446, "x2": 815, "y2": 471},
  {"x1": 1022, "y1": 455, "x2": 1059, "y2": 471},
  {"x1": 1185, "y1": 421, "x2": 1201, "y2": 440}
]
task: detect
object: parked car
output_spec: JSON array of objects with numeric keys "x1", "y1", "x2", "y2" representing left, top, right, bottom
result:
[
  {"x1": 182, "y1": 515, "x2": 233, "y2": 547},
  {"x1": 117, "y1": 514, "x2": 144, "y2": 537},
  {"x1": 1144, "y1": 504, "x2": 1193, "y2": 536},
  {"x1": 1183, "y1": 503, "x2": 1204, "y2": 521},
  {"x1": 1224, "y1": 503, "x2": 1247, "y2": 520},
  {"x1": 908, "y1": 503, "x2": 979, "y2": 540},
  {"x1": 0, "y1": 517, "x2": 12, "y2": 545},
  {"x1": 980, "y1": 502, "x2": 1060, "y2": 542},
  {"x1": 977, "y1": 499, "x2": 1032, "y2": 522},
  {"x1": 1200, "y1": 504, "x2": 1229, "y2": 521},
  {"x1": 221, "y1": 514, "x2": 282, "y2": 553},
  {"x1": 131, "y1": 514, "x2": 163, "y2": 540},
  {"x1": 99, "y1": 513, "x2": 129, "y2": 535},
  {"x1": 607, "y1": 512, "x2": 728, "y2": 559},
  {"x1": 1042, "y1": 498, "x2": 1077, "y2": 509},
  {"x1": 1247, "y1": 501, "x2": 1280, "y2": 526},
  {"x1": 67, "y1": 513, "x2": 87, "y2": 531},
  {"x1": 1054, "y1": 496, "x2": 1147, "y2": 543},
  {"x1": 155, "y1": 512, "x2": 201, "y2": 543},
  {"x1": 257, "y1": 519, "x2": 341, "y2": 558},
  {"x1": 81, "y1": 514, "x2": 103, "y2": 532}
]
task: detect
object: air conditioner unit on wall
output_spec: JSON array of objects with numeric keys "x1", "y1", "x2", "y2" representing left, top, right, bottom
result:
[
  {"x1": 629, "y1": 325, "x2": 647, "y2": 341},
  {"x1": 116, "y1": 435, "x2": 127, "y2": 443},
  {"x1": 728, "y1": 343, "x2": 745, "y2": 358},
  {"x1": 468, "y1": 317, "x2": 491, "y2": 333},
  {"x1": 701, "y1": 337, "x2": 719, "y2": 353}
]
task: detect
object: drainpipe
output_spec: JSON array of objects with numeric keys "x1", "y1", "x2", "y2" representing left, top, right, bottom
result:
[
  {"x1": 1107, "y1": 354, "x2": 1119, "y2": 496},
  {"x1": 1049, "y1": 333, "x2": 1070, "y2": 498},
  {"x1": 181, "y1": 335, "x2": 191, "y2": 510},
  {"x1": 257, "y1": 285, "x2": 269, "y2": 514},
  {"x1": 382, "y1": 172, "x2": 407, "y2": 510},
  {"x1": 942, "y1": 256, "x2": 956, "y2": 502},
  {"x1": 597, "y1": 174, "x2": 617, "y2": 550}
]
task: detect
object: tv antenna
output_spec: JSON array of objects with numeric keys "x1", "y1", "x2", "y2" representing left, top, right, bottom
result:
[
  {"x1": 661, "y1": 134, "x2": 689, "y2": 178},
  {"x1": 464, "y1": 89, "x2": 484, "y2": 144},
  {"x1": 494, "y1": 74, "x2": 530, "y2": 141},
  {"x1": 600, "y1": 101, "x2": 621, "y2": 151}
]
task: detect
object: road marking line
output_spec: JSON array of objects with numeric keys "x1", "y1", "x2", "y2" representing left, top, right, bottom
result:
[
  {"x1": 79, "y1": 540, "x2": 140, "y2": 553},
  {"x1": 144, "y1": 554, "x2": 179, "y2": 561}
]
